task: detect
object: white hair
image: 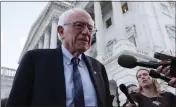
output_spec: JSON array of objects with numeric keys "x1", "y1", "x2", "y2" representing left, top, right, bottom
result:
[{"x1": 58, "y1": 8, "x2": 94, "y2": 26}]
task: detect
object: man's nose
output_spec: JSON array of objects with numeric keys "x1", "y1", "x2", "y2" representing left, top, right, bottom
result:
[
  {"x1": 141, "y1": 75, "x2": 145, "y2": 79},
  {"x1": 82, "y1": 26, "x2": 91, "y2": 35}
]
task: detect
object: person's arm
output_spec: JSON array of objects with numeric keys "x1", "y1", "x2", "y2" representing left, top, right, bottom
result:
[
  {"x1": 168, "y1": 92, "x2": 176, "y2": 107},
  {"x1": 125, "y1": 92, "x2": 140, "y2": 107},
  {"x1": 122, "y1": 99, "x2": 129, "y2": 107},
  {"x1": 6, "y1": 51, "x2": 34, "y2": 106}
]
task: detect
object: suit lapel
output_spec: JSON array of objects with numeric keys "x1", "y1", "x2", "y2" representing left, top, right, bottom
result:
[
  {"x1": 82, "y1": 54, "x2": 105, "y2": 106},
  {"x1": 55, "y1": 46, "x2": 66, "y2": 106}
]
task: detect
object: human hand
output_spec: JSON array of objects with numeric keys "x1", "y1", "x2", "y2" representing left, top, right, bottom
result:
[
  {"x1": 125, "y1": 102, "x2": 139, "y2": 107},
  {"x1": 169, "y1": 78, "x2": 176, "y2": 88},
  {"x1": 156, "y1": 60, "x2": 171, "y2": 77}
]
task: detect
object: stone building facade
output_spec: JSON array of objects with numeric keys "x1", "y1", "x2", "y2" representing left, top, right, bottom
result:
[{"x1": 19, "y1": 1, "x2": 175, "y2": 106}]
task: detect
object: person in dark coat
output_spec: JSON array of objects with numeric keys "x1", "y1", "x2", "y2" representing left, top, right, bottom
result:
[
  {"x1": 6, "y1": 8, "x2": 113, "y2": 107},
  {"x1": 1, "y1": 98, "x2": 8, "y2": 107}
]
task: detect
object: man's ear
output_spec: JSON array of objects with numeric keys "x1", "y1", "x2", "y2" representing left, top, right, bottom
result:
[{"x1": 57, "y1": 26, "x2": 64, "y2": 40}]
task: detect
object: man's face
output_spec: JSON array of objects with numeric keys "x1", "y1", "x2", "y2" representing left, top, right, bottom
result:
[
  {"x1": 137, "y1": 70, "x2": 153, "y2": 88},
  {"x1": 58, "y1": 10, "x2": 94, "y2": 54},
  {"x1": 128, "y1": 86, "x2": 138, "y2": 93}
]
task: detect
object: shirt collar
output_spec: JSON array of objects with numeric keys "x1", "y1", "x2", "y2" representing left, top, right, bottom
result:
[{"x1": 61, "y1": 44, "x2": 82, "y2": 66}]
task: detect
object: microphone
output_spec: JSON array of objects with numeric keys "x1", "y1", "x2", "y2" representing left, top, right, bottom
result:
[
  {"x1": 149, "y1": 70, "x2": 171, "y2": 83},
  {"x1": 154, "y1": 52, "x2": 176, "y2": 77},
  {"x1": 118, "y1": 54, "x2": 169, "y2": 69},
  {"x1": 119, "y1": 84, "x2": 136, "y2": 105},
  {"x1": 154, "y1": 52, "x2": 176, "y2": 60}
]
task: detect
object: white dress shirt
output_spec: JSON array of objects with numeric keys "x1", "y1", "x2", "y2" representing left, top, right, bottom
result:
[{"x1": 61, "y1": 45, "x2": 98, "y2": 106}]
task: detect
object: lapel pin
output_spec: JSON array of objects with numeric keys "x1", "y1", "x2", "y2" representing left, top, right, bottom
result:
[{"x1": 94, "y1": 71, "x2": 97, "y2": 74}]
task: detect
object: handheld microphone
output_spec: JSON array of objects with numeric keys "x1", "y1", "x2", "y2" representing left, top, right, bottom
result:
[
  {"x1": 118, "y1": 54, "x2": 169, "y2": 69},
  {"x1": 154, "y1": 52, "x2": 176, "y2": 77},
  {"x1": 149, "y1": 70, "x2": 171, "y2": 83},
  {"x1": 119, "y1": 84, "x2": 136, "y2": 105},
  {"x1": 154, "y1": 52, "x2": 176, "y2": 60}
]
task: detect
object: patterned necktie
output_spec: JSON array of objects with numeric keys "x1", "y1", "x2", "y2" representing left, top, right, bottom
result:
[{"x1": 71, "y1": 57, "x2": 85, "y2": 107}]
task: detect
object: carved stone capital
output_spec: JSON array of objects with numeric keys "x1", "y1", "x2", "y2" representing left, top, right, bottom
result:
[
  {"x1": 52, "y1": 15, "x2": 59, "y2": 21},
  {"x1": 165, "y1": 24, "x2": 176, "y2": 38}
]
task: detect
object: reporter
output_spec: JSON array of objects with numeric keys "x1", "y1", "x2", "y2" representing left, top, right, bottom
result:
[
  {"x1": 122, "y1": 84, "x2": 139, "y2": 107},
  {"x1": 126, "y1": 68, "x2": 176, "y2": 107},
  {"x1": 127, "y1": 84, "x2": 139, "y2": 93},
  {"x1": 1, "y1": 98, "x2": 8, "y2": 107}
]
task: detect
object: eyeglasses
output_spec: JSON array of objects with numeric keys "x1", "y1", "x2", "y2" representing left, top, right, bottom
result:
[{"x1": 64, "y1": 21, "x2": 97, "y2": 35}]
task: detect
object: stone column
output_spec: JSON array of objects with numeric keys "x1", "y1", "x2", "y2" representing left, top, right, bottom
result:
[
  {"x1": 112, "y1": 1, "x2": 126, "y2": 40},
  {"x1": 94, "y1": 1, "x2": 104, "y2": 62},
  {"x1": 50, "y1": 18, "x2": 58, "y2": 49},
  {"x1": 43, "y1": 28, "x2": 50, "y2": 49},
  {"x1": 38, "y1": 36, "x2": 44, "y2": 49},
  {"x1": 152, "y1": 2, "x2": 173, "y2": 51}
]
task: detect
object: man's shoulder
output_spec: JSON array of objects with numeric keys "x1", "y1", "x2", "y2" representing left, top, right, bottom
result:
[
  {"x1": 24, "y1": 49, "x2": 59, "y2": 58},
  {"x1": 26, "y1": 49, "x2": 57, "y2": 55},
  {"x1": 85, "y1": 55, "x2": 105, "y2": 70},
  {"x1": 85, "y1": 55, "x2": 102, "y2": 65}
]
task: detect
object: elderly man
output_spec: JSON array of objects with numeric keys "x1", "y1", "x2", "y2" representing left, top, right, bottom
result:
[{"x1": 6, "y1": 8, "x2": 112, "y2": 107}]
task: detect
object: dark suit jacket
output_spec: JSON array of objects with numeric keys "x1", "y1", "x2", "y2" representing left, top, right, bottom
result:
[{"x1": 6, "y1": 46, "x2": 112, "y2": 107}]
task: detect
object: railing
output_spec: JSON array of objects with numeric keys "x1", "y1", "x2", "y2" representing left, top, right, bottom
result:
[{"x1": 1, "y1": 67, "x2": 16, "y2": 77}]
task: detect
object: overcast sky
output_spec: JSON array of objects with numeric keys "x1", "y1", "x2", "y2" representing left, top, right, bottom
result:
[{"x1": 1, "y1": 2, "x2": 48, "y2": 69}]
